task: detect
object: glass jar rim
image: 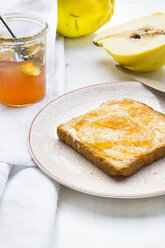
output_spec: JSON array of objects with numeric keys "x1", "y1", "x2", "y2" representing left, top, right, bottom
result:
[{"x1": 0, "y1": 12, "x2": 48, "y2": 44}]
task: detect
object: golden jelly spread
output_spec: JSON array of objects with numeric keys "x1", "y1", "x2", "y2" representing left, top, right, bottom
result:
[{"x1": 72, "y1": 99, "x2": 165, "y2": 161}]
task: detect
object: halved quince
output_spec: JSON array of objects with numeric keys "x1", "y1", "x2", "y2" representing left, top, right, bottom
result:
[{"x1": 93, "y1": 13, "x2": 165, "y2": 72}]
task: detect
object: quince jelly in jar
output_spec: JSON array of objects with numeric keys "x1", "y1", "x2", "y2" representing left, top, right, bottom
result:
[{"x1": 0, "y1": 13, "x2": 48, "y2": 107}]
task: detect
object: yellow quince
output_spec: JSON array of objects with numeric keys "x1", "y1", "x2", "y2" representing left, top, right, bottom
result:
[
  {"x1": 93, "y1": 13, "x2": 165, "y2": 72},
  {"x1": 57, "y1": 0, "x2": 115, "y2": 38}
]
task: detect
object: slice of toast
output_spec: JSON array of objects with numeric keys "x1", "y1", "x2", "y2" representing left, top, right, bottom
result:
[{"x1": 57, "y1": 98, "x2": 165, "y2": 176}]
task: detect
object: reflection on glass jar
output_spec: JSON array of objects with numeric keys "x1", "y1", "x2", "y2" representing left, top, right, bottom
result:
[{"x1": 0, "y1": 13, "x2": 48, "y2": 107}]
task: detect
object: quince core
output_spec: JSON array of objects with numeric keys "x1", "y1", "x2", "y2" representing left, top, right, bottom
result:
[{"x1": 93, "y1": 13, "x2": 165, "y2": 72}]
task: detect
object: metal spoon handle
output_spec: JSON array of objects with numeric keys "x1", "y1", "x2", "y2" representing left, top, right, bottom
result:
[{"x1": 0, "y1": 14, "x2": 16, "y2": 38}]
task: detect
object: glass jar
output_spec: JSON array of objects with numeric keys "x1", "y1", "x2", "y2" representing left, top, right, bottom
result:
[{"x1": 0, "y1": 13, "x2": 48, "y2": 107}]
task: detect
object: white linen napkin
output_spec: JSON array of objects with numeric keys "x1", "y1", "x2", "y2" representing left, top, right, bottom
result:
[
  {"x1": 0, "y1": 0, "x2": 65, "y2": 246},
  {"x1": 0, "y1": 165, "x2": 60, "y2": 248},
  {"x1": 0, "y1": 0, "x2": 59, "y2": 194}
]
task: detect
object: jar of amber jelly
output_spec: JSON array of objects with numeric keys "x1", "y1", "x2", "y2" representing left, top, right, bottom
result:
[{"x1": 0, "y1": 13, "x2": 48, "y2": 107}]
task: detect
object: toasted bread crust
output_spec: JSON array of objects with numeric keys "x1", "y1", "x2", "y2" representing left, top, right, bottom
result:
[
  {"x1": 57, "y1": 99, "x2": 165, "y2": 176},
  {"x1": 57, "y1": 124, "x2": 165, "y2": 176}
]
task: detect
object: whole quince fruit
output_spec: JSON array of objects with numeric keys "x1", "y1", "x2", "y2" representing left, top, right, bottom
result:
[
  {"x1": 57, "y1": 0, "x2": 115, "y2": 38},
  {"x1": 94, "y1": 13, "x2": 165, "y2": 72}
]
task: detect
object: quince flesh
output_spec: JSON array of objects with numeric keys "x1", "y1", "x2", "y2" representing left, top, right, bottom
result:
[
  {"x1": 57, "y1": 0, "x2": 115, "y2": 38},
  {"x1": 21, "y1": 61, "x2": 41, "y2": 76},
  {"x1": 93, "y1": 13, "x2": 165, "y2": 72}
]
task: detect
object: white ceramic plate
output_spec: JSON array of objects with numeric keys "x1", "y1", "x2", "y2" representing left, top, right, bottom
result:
[{"x1": 28, "y1": 82, "x2": 165, "y2": 198}]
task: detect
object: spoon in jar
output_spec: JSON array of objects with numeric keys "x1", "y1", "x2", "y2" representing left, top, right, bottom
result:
[
  {"x1": 0, "y1": 14, "x2": 16, "y2": 38},
  {"x1": 0, "y1": 14, "x2": 41, "y2": 76},
  {"x1": 0, "y1": 14, "x2": 28, "y2": 61}
]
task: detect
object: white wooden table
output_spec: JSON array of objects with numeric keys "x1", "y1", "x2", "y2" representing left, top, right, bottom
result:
[{"x1": 54, "y1": 2, "x2": 165, "y2": 247}]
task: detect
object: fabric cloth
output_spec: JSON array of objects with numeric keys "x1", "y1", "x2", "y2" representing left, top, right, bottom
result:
[
  {"x1": 0, "y1": 0, "x2": 64, "y2": 247},
  {"x1": 0, "y1": 166, "x2": 59, "y2": 248}
]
